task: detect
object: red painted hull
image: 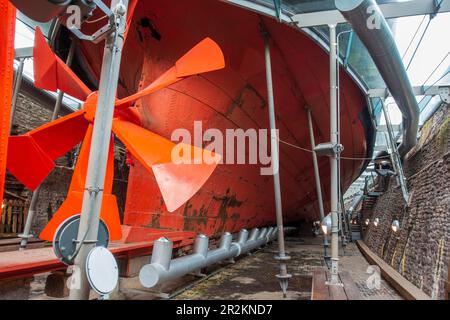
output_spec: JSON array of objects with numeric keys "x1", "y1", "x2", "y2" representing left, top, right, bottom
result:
[{"x1": 73, "y1": 0, "x2": 373, "y2": 238}]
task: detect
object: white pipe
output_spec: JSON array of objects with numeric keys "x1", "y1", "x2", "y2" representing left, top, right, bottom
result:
[
  {"x1": 139, "y1": 227, "x2": 278, "y2": 288},
  {"x1": 336, "y1": 0, "x2": 420, "y2": 157},
  {"x1": 263, "y1": 28, "x2": 291, "y2": 297},
  {"x1": 69, "y1": 0, "x2": 129, "y2": 300},
  {"x1": 329, "y1": 24, "x2": 341, "y2": 285}
]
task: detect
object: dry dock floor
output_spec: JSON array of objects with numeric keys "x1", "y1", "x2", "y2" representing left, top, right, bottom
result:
[{"x1": 29, "y1": 236, "x2": 402, "y2": 300}]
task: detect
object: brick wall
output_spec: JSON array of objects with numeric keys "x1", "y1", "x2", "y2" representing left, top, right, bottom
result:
[
  {"x1": 364, "y1": 103, "x2": 450, "y2": 299},
  {"x1": 7, "y1": 90, "x2": 129, "y2": 237}
]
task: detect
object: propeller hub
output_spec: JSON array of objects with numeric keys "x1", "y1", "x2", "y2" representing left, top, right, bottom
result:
[{"x1": 84, "y1": 92, "x2": 99, "y2": 122}]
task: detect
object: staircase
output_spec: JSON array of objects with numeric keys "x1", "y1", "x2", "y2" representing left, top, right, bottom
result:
[
  {"x1": 350, "y1": 221, "x2": 362, "y2": 241},
  {"x1": 360, "y1": 193, "x2": 378, "y2": 219},
  {"x1": 344, "y1": 101, "x2": 409, "y2": 241},
  {"x1": 350, "y1": 174, "x2": 388, "y2": 240}
]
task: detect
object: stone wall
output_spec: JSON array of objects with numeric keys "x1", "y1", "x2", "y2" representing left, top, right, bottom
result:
[
  {"x1": 6, "y1": 90, "x2": 129, "y2": 237},
  {"x1": 364, "y1": 103, "x2": 450, "y2": 299}
]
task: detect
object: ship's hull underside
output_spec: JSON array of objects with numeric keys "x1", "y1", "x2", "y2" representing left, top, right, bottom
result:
[{"x1": 73, "y1": 0, "x2": 373, "y2": 237}]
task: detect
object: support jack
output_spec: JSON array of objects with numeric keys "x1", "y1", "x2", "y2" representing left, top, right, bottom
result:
[
  {"x1": 275, "y1": 254, "x2": 291, "y2": 298},
  {"x1": 276, "y1": 274, "x2": 292, "y2": 298}
]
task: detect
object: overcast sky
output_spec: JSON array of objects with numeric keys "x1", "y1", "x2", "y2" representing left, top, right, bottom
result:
[{"x1": 385, "y1": 12, "x2": 450, "y2": 125}]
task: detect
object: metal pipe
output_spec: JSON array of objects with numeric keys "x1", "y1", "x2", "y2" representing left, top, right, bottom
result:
[
  {"x1": 69, "y1": 0, "x2": 128, "y2": 300},
  {"x1": 18, "y1": 186, "x2": 40, "y2": 248},
  {"x1": 329, "y1": 24, "x2": 341, "y2": 285},
  {"x1": 335, "y1": 0, "x2": 420, "y2": 157},
  {"x1": 306, "y1": 108, "x2": 330, "y2": 260},
  {"x1": 19, "y1": 39, "x2": 77, "y2": 250},
  {"x1": 10, "y1": 58, "x2": 25, "y2": 131},
  {"x1": 262, "y1": 29, "x2": 291, "y2": 297},
  {"x1": 52, "y1": 41, "x2": 76, "y2": 119},
  {"x1": 248, "y1": 228, "x2": 259, "y2": 241},
  {"x1": 140, "y1": 228, "x2": 277, "y2": 288},
  {"x1": 306, "y1": 109, "x2": 325, "y2": 221},
  {"x1": 11, "y1": 0, "x2": 72, "y2": 23},
  {"x1": 336, "y1": 30, "x2": 350, "y2": 247}
]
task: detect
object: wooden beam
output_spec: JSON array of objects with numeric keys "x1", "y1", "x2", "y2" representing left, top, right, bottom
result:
[
  {"x1": 340, "y1": 271, "x2": 363, "y2": 300},
  {"x1": 446, "y1": 261, "x2": 450, "y2": 300},
  {"x1": 311, "y1": 269, "x2": 330, "y2": 300},
  {"x1": 357, "y1": 240, "x2": 431, "y2": 300},
  {"x1": 312, "y1": 268, "x2": 363, "y2": 300}
]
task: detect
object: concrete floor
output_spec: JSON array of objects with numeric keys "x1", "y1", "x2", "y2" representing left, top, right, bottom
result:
[
  {"x1": 28, "y1": 235, "x2": 402, "y2": 300},
  {"x1": 171, "y1": 236, "x2": 402, "y2": 300}
]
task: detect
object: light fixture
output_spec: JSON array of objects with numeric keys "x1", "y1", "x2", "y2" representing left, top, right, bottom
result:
[
  {"x1": 365, "y1": 218, "x2": 370, "y2": 226},
  {"x1": 321, "y1": 214, "x2": 332, "y2": 235},
  {"x1": 373, "y1": 218, "x2": 379, "y2": 227},
  {"x1": 391, "y1": 220, "x2": 400, "y2": 232}
]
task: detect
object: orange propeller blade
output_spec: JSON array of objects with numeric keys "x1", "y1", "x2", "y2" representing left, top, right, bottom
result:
[
  {"x1": 39, "y1": 191, "x2": 122, "y2": 241},
  {"x1": 67, "y1": 124, "x2": 93, "y2": 193},
  {"x1": 112, "y1": 119, "x2": 220, "y2": 212},
  {"x1": 6, "y1": 110, "x2": 89, "y2": 190},
  {"x1": 34, "y1": 27, "x2": 92, "y2": 101},
  {"x1": 175, "y1": 37, "x2": 225, "y2": 78},
  {"x1": 6, "y1": 136, "x2": 54, "y2": 191},
  {"x1": 152, "y1": 161, "x2": 218, "y2": 212},
  {"x1": 26, "y1": 110, "x2": 89, "y2": 160},
  {"x1": 124, "y1": 0, "x2": 139, "y2": 43},
  {"x1": 68, "y1": 124, "x2": 115, "y2": 194},
  {"x1": 40, "y1": 128, "x2": 121, "y2": 241},
  {"x1": 115, "y1": 37, "x2": 225, "y2": 108}
]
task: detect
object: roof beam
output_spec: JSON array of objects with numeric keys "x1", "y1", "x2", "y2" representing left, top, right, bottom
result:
[
  {"x1": 15, "y1": 47, "x2": 33, "y2": 59},
  {"x1": 219, "y1": 0, "x2": 291, "y2": 22},
  {"x1": 292, "y1": 0, "x2": 450, "y2": 28},
  {"x1": 369, "y1": 85, "x2": 450, "y2": 98}
]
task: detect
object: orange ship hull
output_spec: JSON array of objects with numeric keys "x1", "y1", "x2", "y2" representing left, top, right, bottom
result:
[{"x1": 68, "y1": 0, "x2": 374, "y2": 240}]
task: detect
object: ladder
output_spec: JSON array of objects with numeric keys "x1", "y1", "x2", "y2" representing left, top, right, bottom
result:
[{"x1": 381, "y1": 101, "x2": 409, "y2": 203}]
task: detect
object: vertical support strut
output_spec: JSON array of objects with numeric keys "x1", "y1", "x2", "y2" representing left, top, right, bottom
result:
[
  {"x1": 0, "y1": 0, "x2": 16, "y2": 207},
  {"x1": 69, "y1": 0, "x2": 128, "y2": 300},
  {"x1": 262, "y1": 29, "x2": 291, "y2": 297},
  {"x1": 19, "y1": 39, "x2": 77, "y2": 250},
  {"x1": 328, "y1": 24, "x2": 341, "y2": 285},
  {"x1": 381, "y1": 100, "x2": 409, "y2": 203},
  {"x1": 306, "y1": 108, "x2": 330, "y2": 261},
  {"x1": 10, "y1": 58, "x2": 25, "y2": 130},
  {"x1": 52, "y1": 40, "x2": 77, "y2": 120}
]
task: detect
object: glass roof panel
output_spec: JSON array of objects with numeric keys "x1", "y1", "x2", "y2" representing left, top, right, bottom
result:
[{"x1": 255, "y1": 0, "x2": 407, "y2": 14}]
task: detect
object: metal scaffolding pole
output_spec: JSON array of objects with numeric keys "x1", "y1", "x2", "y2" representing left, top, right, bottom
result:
[
  {"x1": 263, "y1": 32, "x2": 291, "y2": 297},
  {"x1": 51, "y1": 47, "x2": 76, "y2": 120},
  {"x1": 328, "y1": 24, "x2": 341, "y2": 285},
  {"x1": 306, "y1": 108, "x2": 330, "y2": 260},
  {"x1": 69, "y1": 0, "x2": 128, "y2": 300},
  {"x1": 19, "y1": 39, "x2": 76, "y2": 250},
  {"x1": 10, "y1": 58, "x2": 25, "y2": 130}
]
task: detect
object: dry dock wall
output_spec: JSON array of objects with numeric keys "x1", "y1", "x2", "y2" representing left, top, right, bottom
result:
[{"x1": 364, "y1": 103, "x2": 450, "y2": 299}]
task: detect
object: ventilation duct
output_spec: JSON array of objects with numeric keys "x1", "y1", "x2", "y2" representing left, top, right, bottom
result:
[
  {"x1": 336, "y1": 0, "x2": 420, "y2": 157},
  {"x1": 10, "y1": 0, "x2": 95, "y2": 23}
]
